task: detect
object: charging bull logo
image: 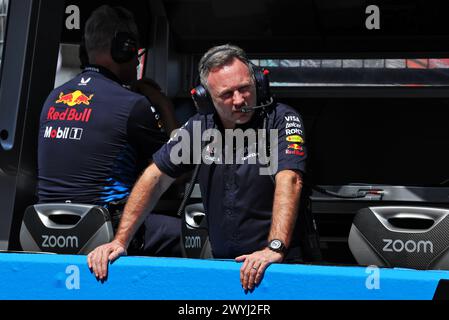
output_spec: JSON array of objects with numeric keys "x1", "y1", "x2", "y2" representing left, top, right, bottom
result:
[
  {"x1": 288, "y1": 144, "x2": 303, "y2": 151},
  {"x1": 56, "y1": 90, "x2": 93, "y2": 107},
  {"x1": 286, "y1": 143, "x2": 304, "y2": 156}
]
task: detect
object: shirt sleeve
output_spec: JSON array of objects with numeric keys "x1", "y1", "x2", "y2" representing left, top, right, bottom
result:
[
  {"x1": 127, "y1": 97, "x2": 169, "y2": 162},
  {"x1": 152, "y1": 114, "x2": 202, "y2": 178},
  {"x1": 272, "y1": 105, "x2": 307, "y2": 175}
]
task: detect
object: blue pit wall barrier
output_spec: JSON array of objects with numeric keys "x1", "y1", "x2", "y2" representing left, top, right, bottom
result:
[{"x1": 1, "y1": 252, "x2": 449, "y2": 300}]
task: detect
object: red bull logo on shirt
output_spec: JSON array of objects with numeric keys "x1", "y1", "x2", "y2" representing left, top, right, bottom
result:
[
  {"x1": 286, "y1": 149, "x2": 305, "y2": 156},
  {"x1": 56, "y1": 90, "x2": 93, "y2": 107},
  {"x1": 51, "y1": 90, "x2": 93, "y2": 122},
  {"x1": 47, "y1": 107, "x2": 92, "y2": 122},
  {"x1": 286, "y1": 144, "x2": 304, "y2": 156}
]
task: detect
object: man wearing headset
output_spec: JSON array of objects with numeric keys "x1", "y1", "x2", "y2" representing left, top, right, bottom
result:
[
  {"x1": 37, "y1": 5, "x2": 181, "y2": 256},
  {"x1": 88, "y1": 44, "x2": 320, "y2": 291}
]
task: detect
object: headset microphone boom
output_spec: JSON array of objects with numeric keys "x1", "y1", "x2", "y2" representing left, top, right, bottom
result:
[{"x1": 239, "y1": 97, "x2": 274, "y2": 113}]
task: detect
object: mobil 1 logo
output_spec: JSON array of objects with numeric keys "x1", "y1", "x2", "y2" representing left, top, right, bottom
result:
[{"x1": 44, "y1": 126, "x2": 83, "y2": 141}]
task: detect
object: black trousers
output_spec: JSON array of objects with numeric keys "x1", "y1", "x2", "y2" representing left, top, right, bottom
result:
[
  {"x1": 109, "y1": 202, "x2": 182, "y2": 257},
  {"x1": 142, "y1": 212, "x2": 182, "y2": 257}
]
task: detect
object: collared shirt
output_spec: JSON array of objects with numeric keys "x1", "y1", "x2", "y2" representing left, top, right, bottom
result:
[
  {"x1": 38, "y1": 65, "x2": 167, "y2": 206},
  {"x1": 153, "y1": 102, "x2": 307, "y2": 258}
]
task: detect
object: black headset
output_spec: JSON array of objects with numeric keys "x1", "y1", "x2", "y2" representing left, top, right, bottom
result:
[
  {"x1": 110, "y1": 7, "x2": 138, "y2": 64},
  {"x1": 190, "y1": 49, "x2": 272, "y2": 115},
  {"x1": 79, "y1": 6, "x2": 138, "y2": 67}
]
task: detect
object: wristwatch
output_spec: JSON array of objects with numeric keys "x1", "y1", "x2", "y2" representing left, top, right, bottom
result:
[{"x1": 267, "y1": 239, "x2": 287, "y2": 254}]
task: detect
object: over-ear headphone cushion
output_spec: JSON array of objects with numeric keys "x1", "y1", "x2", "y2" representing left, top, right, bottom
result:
[
  {"x1": 191, "y1": 85, "x2": 215, "y2": 115},
  {"x1": 253, "y1": 66, "x2": 271, "y2": 105},
  {"x1": 111, "y1": 31, "x2": 137, "y2": 64}
]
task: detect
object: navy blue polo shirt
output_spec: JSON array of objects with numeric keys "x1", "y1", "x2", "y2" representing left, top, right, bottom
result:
[
  {"x1": 153, "y1": 103, "x2": 307, "y2": 258},
  {"x1": 38, "y1": 65, "x2": 167, "y2": 206}
]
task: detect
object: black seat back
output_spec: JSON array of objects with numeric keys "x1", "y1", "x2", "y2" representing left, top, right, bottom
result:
[
  {"x1": 181, "y1": 203, "x2": 212, "y2": 259},
  {"x1": 349, "y1": 206, "x2": 449, "y2": 270},
  {"x1": 20, "y1": 203, "x2": 113, "y2": 254}
]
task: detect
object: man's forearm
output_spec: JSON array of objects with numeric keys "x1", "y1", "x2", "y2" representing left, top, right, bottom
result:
[
  {"x1": 269, "y1": 170, "x2": 303, "y2": 248},
  {"x1": 114, "y1": 164, "x2": 174, "y2": 247}
]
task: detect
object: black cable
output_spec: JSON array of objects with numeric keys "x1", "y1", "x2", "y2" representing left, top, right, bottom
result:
[
  {"x1": 176, "y1": 114, "x2": 209, "y2": 217},
  {"x1": 176, "y1": 163, "x2": 201, "y2": 217},
  {"x1": 308, "y1": 184, "x2": 367, "y2": 199},
  {"x1": 261, "y1": 109, "x2": 275, "y2": 185}
]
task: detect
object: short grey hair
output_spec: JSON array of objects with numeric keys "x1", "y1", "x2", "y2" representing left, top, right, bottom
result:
[
  {"x1": 198, "y1": 44, "x2": 254, "y2": 89},
  {"x1": 84, "y1": 5, "x2": 139, "y2": 61}
]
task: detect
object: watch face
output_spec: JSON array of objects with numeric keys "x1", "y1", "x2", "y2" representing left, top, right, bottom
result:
[{"x1": 270, "y1": 240, "x2": 282, "y2": 250}]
